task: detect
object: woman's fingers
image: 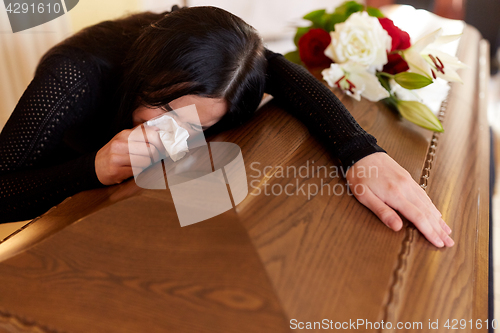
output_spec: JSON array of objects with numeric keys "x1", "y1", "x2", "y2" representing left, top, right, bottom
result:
[
  {"x1": 128, "y1": 141, "x2": 160, "y2": 162},
  {"x1": 96, "y1": 127, "x2": 165, "y2": 186},
  {"x1": 98, "y1": 155, "x2": 134, "y2": 184},
  {"x1": 107, "y1": 149, "x2": 154, "y2": 170},
  {"x1": 413, "y1": 185, "x2": 453, "y2": 235},
  {"x1": 405, "y1": 189, "x2": 454, "y2": 246},
  {"x1": 346, "y1": 152, "x2": 455, "y2": 248},
  {"x1": 127, "y1": 125, "x2": 166, "y2": 155},
  {"x1": 413, "y1": 184, "x2": 443, "y2": 219},
  {"x1": 105, "y1": 135, "x2": 160, "y2": 162},
  {"x1": 143, "y1": 126, "x2": 166, "y2": 154},
  {"x1": 389, "y1": 196, "x2": 447, "y2": 247},
  {"x1": 113, "y1": 165, "x2": 134, "y2": 182},
  {"x1": 355, "y1": 187, "x2": 403, "y2": 232},
  {"x1": 128, "y1": 154, "x2": 156, "y2": 169},
  {"x1": 440, "y1": 218, "x2": 452, "y2": 235}
]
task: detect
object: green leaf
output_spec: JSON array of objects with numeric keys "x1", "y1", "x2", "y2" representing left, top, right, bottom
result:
[
  {"x1": 284, "y1": 50, "x2": 303, "y2": 66},
  {"x1": 303, "y1": 9, "x2": 326, "y2": 26},
  {"x1": 383, "y1": 96, "x2": 398, "y2": 110},
  {"x1": 394, "y1": 72, "x2": 433, "y2": 89},
  {"x1": 334, "y1": 1, "x2": 364, "y2": 17},
  {"x1": 377, "y1": 71, "x2": 394, "y2": 79},
  {"x1": 293, "y1": 26, "x2": 311, "y2": 46},
  {"x1": 366, "y1": 6, "x2": 384, "y2": 18},
  {"x1": 320, "y1": 1, "x2": 364, "y2": 31},
  {"x1": 376, "y1": 72, "x2": 392, "y2": 94},
  {"x1": 324, "y1": 13, "x2": 346, "y2": 31},
  {"x1": 397, "y1": 100, "x2": 444, "y2": 132}
]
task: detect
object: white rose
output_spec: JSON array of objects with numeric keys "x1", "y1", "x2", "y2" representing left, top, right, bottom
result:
[{"x1": 325, "y1": 11, "x2": 391, "y2": 70}]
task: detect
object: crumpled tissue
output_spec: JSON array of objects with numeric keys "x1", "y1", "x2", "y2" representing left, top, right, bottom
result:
[{"x1": 146, "y1": 114, "x2": 190, "y2": 162}]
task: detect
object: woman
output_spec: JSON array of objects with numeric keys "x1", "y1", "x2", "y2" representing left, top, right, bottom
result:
[{"x1": 0, "y1": 6, "x2": 453, "y2": 248}]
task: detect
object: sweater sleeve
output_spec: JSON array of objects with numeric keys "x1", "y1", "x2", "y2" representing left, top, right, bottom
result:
[
  {"x1": 0, "y1": 53, "x2": 104, "y2": 223},
  {"x1": 263, "y1": 48, "x2": 386, "y2": 168}
]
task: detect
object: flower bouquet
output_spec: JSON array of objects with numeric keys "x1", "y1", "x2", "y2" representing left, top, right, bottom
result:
[{"x1": 284, "y1": 1, "x2": 467, "y2": 132}]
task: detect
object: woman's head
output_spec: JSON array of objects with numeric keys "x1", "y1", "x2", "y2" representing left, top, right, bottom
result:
[{"x1": 117, "y1": 6, "x2": 267, "y2": 131}]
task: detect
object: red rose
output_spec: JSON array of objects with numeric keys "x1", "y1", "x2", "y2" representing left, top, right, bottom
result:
[
  {"x1": 298, "y1": 28, "x2": 333, "y2": 69},
  {"x1": 378, "y1": 18, "x2": 411, "y2": 51},
  {"x1": 383, "y1": 53, "x2": 409, "y2": 74}
]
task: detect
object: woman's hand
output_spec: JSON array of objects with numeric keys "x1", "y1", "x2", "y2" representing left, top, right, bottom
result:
[
  {"x1": 95, "y1": 126, "x2": 164, "y2": 185},
  {"x1": 346, "y1": 152, "x2": 454, "y2": 248}
]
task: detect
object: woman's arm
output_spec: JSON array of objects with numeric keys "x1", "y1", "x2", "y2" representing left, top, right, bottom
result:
[
  {"x1": 0, "y1": 52, "x2": 103, "y2": 223},
  {"x1": 264, "y1": 48, "x2": 386, "y2": 168},
  {"x1": 0, "y1": 153, "x2": 100, "y2": 223},
  {"x1": 264, "y1": 49, "x2": 454, "y2": 247}
]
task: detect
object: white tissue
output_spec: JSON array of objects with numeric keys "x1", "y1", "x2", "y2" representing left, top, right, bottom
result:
[{"x1": 146, "y1": 114, "x2": 190, "y2": 162}]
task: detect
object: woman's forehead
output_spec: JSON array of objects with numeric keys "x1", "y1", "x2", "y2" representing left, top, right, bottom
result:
[{"x1": 170, "y1": 95, "x2": 227, "y2": 125}]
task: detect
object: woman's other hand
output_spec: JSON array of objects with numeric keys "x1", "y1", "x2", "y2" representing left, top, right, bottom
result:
[
  {"x1": 346, "y1": 152, "x2": 454, "y2": 248},
  {"x1": 95, "y1": 126, "x2": 164, "y2": 185}
]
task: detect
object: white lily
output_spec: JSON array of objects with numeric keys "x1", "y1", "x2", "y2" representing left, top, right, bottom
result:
[
  {"x1": 390, "y1": 78, "x2": 451, "y2": 115},
  {"x1": 322, "y1": 62, "x2": 390, "y2": 102},
  {"x1": 402, "y1": 29, "x2": 467, "y2": 83}
]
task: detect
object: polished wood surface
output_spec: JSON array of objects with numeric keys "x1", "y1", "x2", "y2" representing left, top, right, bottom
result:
[
  {"x1": 0, "y1": 19, "x2": 489, "y2": 333},
  {"x1": 391, "y1": 34, "x2": 491, "y2": 331},
  {"x1": 0, "y1": 190, "x2": 289, "y2": 333}
]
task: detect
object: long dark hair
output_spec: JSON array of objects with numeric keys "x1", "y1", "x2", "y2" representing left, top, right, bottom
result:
[{"x1": 115, "y1": 6, "x2": 267, "y2": 131}]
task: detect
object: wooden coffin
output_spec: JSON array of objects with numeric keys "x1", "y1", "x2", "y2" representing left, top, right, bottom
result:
[{"x1": 0, "y1": 8, "x2": 491, "y2": 333}]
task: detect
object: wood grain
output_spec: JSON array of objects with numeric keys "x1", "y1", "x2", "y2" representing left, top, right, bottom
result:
[
  {"x1": 388, "y1": 28, "x2": 490, "y2": 332},
  {"x1": 208, "y1": 100, "x2": 426, "y2": 325},
  {"x1": 0, "y1": 190, "x2": 289, "y2": 333}
]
